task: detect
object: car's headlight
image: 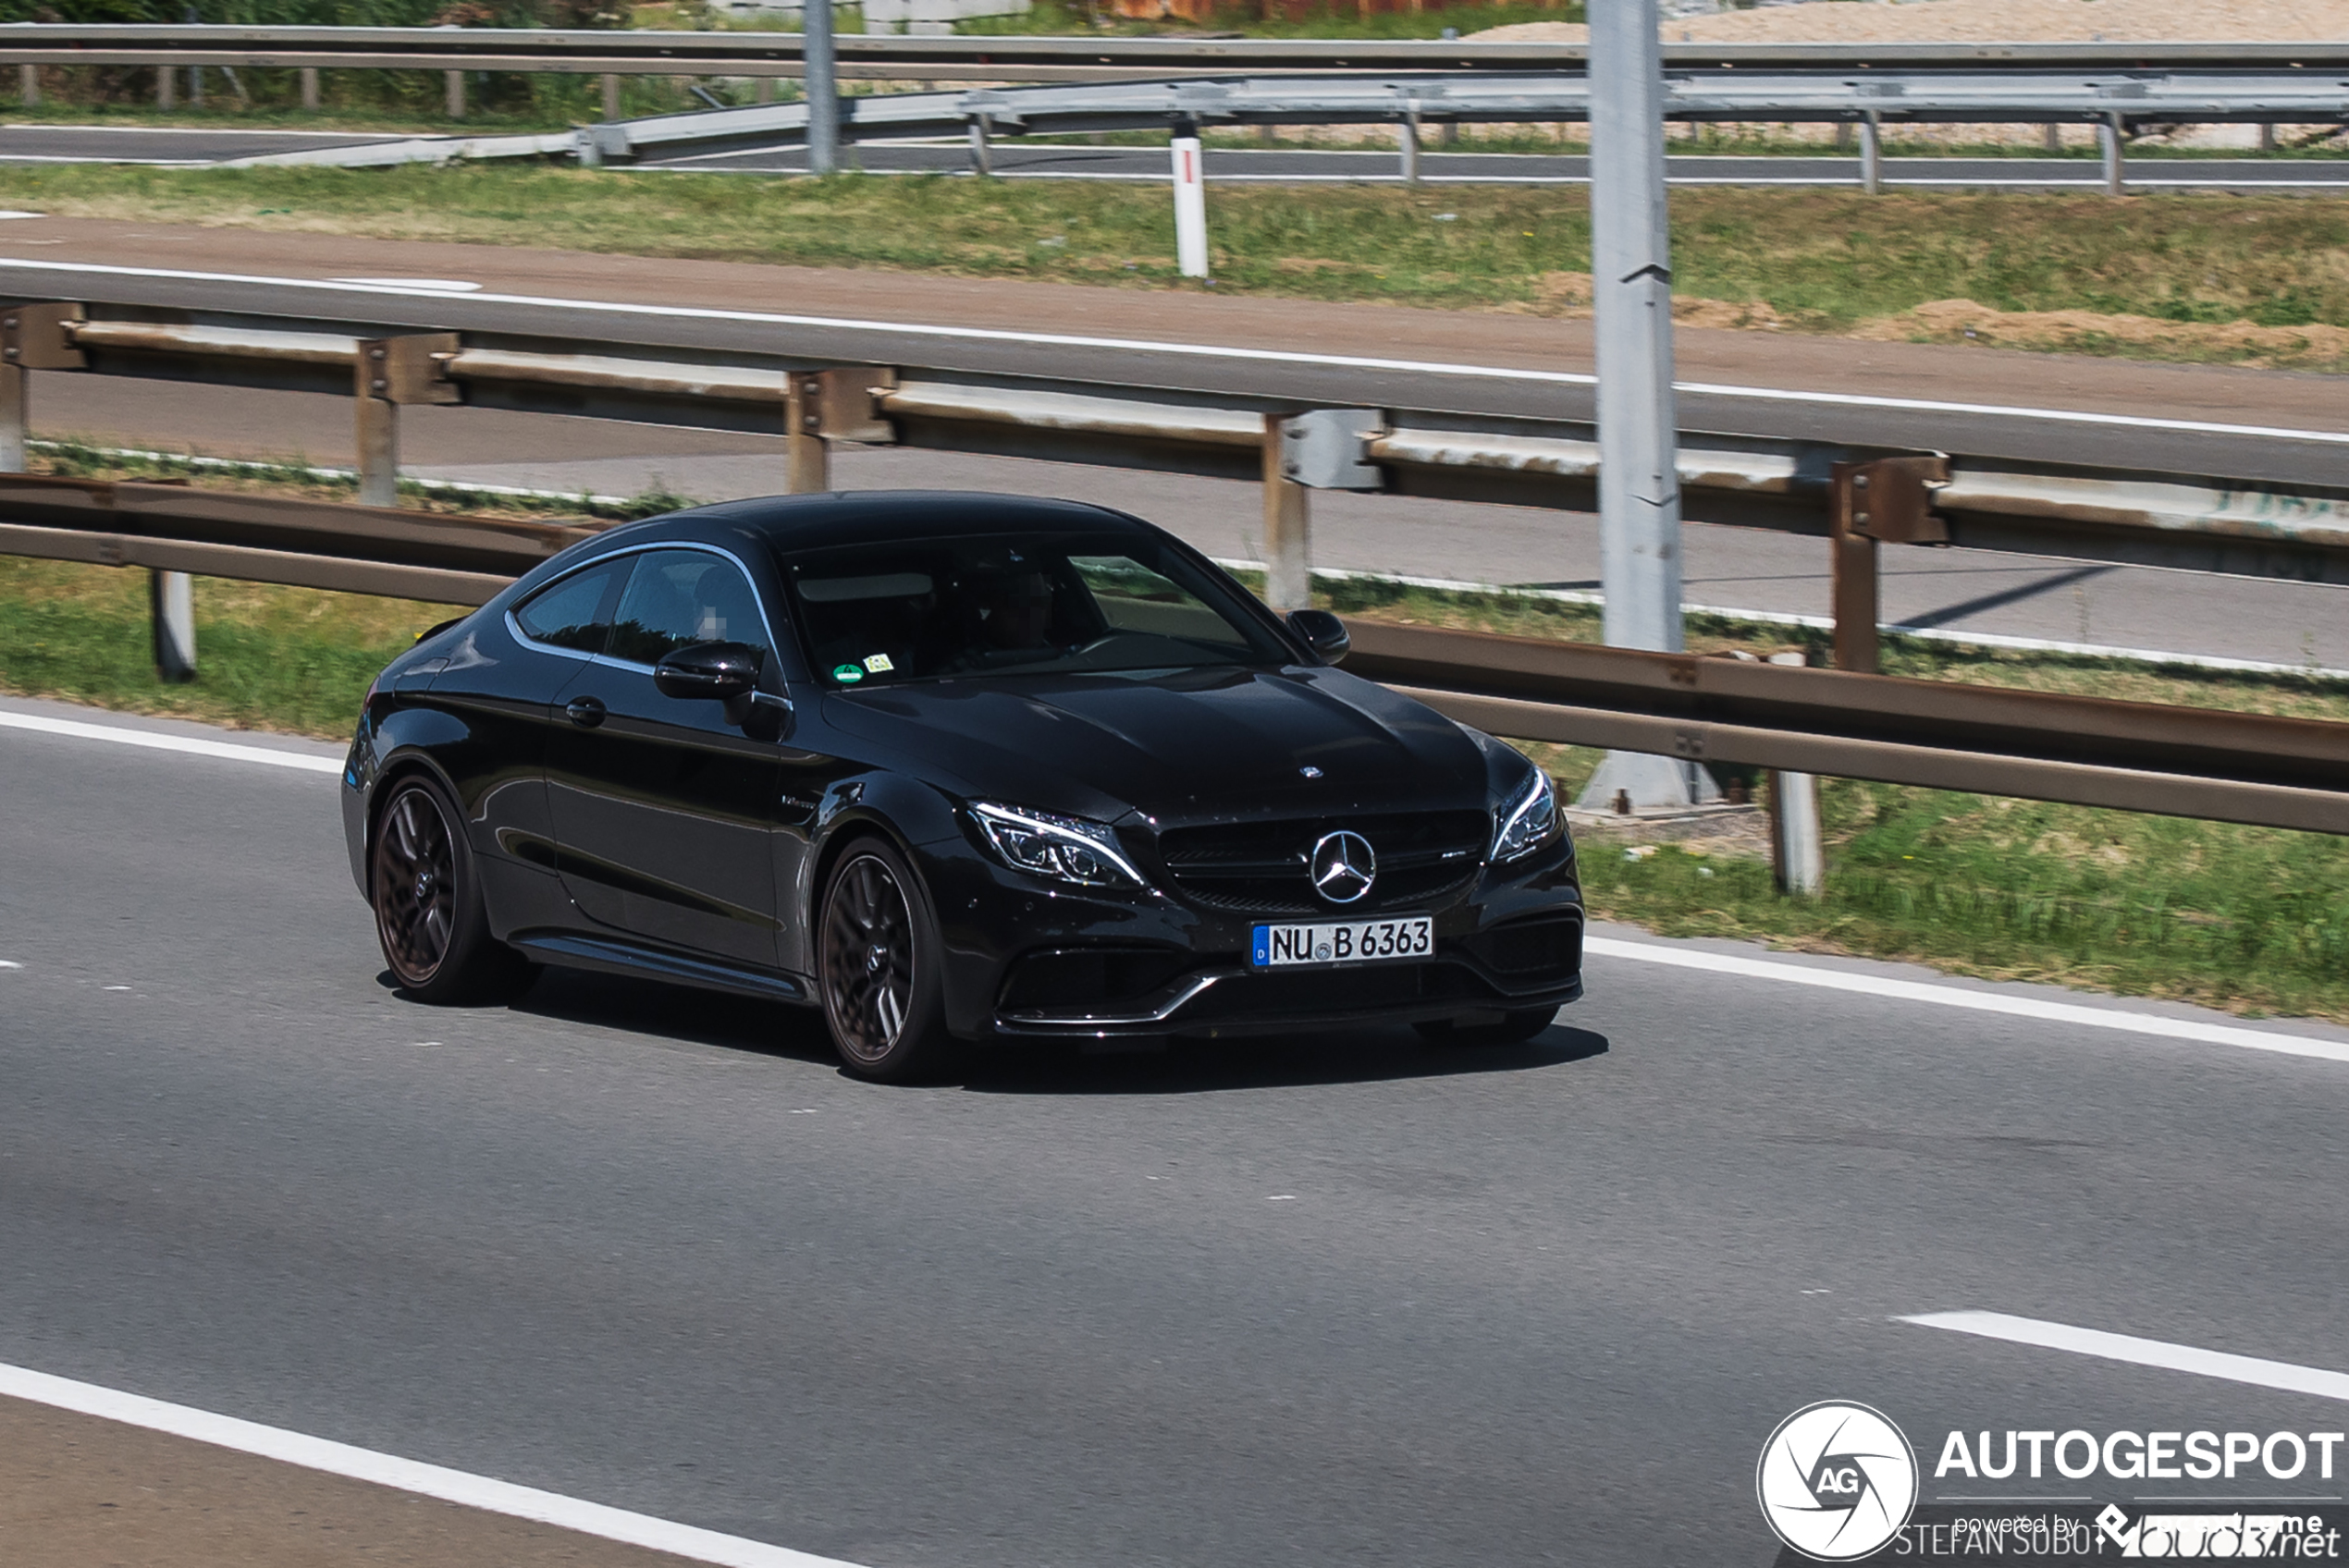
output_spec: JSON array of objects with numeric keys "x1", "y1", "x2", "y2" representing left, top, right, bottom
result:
[
  {"x1": 970, "y1": 802, "x2": 1147, "y2": 889},
  {"x1": 1491, "y1": 765, "x2": 1562, "y2": 864}
]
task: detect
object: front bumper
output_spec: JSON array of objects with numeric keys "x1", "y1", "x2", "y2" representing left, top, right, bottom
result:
[{"x1": 921, "y1": 833, "x2": 1582, "y2": 1041}]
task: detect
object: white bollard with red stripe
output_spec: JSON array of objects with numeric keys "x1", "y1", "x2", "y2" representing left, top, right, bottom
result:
[{"x1": 1170, "y1": 123, "x2": 1210, "y2": 279}]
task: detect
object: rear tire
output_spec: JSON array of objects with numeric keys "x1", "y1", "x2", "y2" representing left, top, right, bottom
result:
[
  {"x1": 1415, "y1": 1007, "x2": 1556, "y2": 1047},
  {"x1": 818, "y1": 838, "x2": 952, "y2": 1083},
  {"x1": 371, "y1": 773, "x2": 533, "y2": 1005}
]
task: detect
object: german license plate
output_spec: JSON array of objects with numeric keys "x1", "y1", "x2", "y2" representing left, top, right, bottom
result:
[{"x1": 1251, "y1": 915, "x2": 1432, "y2": 968}]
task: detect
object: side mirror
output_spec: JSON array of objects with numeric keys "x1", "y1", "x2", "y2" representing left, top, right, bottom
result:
[
  {"x1": 654, "y1": 641, "x2": 762, "y2": 702},
  {"x1": 1285, "y1": 608, "x2": 1350, "y2": 665}
]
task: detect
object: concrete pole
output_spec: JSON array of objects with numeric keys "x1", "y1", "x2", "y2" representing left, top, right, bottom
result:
[
  {"x1": 300, "y1": 67, "x2": 320, "y2": 110},
  {"x1": 152, "y1": 570, "x2": 197, "y2": 684},
  {"x1": 804, "y1": 0, "x2": 840, "y2": 176},
  {"x1": 1261, "y1": 415, "x2": 1310, "y2": 613},
  {"x1": 1588, "y1": 0, "x2": 1680, "y2": 656},
  {"x1": 1574, "y1": 0, "x2": 1716, "y2": 815}
]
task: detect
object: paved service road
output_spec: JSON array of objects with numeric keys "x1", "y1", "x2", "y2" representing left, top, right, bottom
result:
[
  {"x1": 4, "y1": 698, "x2": 2346, "y2": 1567},
  {"x1": 0, "y1": 123, "x2": 410, "y2": 165}
]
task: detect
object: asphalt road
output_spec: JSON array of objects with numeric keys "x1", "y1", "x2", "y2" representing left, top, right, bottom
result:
[
  {"x1": 0, "y1": 123, "x2": 407, "y2": 165},
  {"x1": 5, "y1": 696, "x2": 2347, "y2": 1568}
]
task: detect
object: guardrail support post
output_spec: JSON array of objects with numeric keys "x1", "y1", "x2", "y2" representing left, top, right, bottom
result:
[
  {"x1": 1830, "y1": 467, "x2": 1880, "y2": 674},
  {"x1": 354, "y1": 334, "x2": 462, "y2": 508},
  {"x1": 602, "y1": 73, "x2": 621, "y2": 119},
  {"x1": 300, "y1": 67, "x2": 320, "y2": 110},
  {"x1": 0, "y1": 301, "x2": 83, "y2": 472},
  {"x1": 786, "y1": 372, "x2": 830, "y2": 494},
  {"x1": 2259, "y1": 122, "x2": 2276, "y2": 153},
  {"x1": 155, "y1": 62, "x2": 173, "y2": 108},
  {"x1": 0, "y1": 361, "x2": 22, "y2": 472},
  {"x1": 1859, "y1": 110, "x2": 1881, "y2": 194},
  {"x1": 18, "y1": 65, "x2": 38, "y2": 109},
  {"x1": 446, "y1": 69, "x2": 466, "y2": 120},
  {"x1": 151, "y1": 569, "x2": 197, "y2": 684},
  {"x1": 1398, "y1": 107, "x2": 1420, "y2": 182},
  {"x1": 2099, "y1": 112, "x2": 2125, "y2": 195},
  {"x1": 1765, "y1": 652, "x2": 1823, "y2": 894},
  {"x1": 1262, "y1": 414, "x2": 1310, "y2": 613},
  {"x1": 1830, "y1": 455, "x2": 1949, "y2": 674},
  {"x1": 967, "y1": 118, "x2": 991, "y2": 176}
]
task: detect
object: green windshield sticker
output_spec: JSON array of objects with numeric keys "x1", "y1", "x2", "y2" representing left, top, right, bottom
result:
[{"x1": 831, "y1": 662, "x2": 864, "y2": 684}]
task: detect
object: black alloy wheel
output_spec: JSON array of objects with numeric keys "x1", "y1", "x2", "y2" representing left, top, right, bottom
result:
[
  {"x1": 371, "y1": 775, "x2": 530, "y2": 1004},
  {"x1": 818, "y1": 839, "x2": 950, "y2": 1081}
]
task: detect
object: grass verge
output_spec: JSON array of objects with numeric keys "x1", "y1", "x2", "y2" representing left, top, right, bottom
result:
[
  {"x1": 9, "y1": 164, "x2": 2349, "y2": 370},
  {"x1": 4, "y1": 460, "x2": 2344, "y2": 1024}
]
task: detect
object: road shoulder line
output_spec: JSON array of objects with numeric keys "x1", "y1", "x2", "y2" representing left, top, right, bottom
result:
[
  {"x1": 0, "y1": 1362, "x2": 869, "y2": 1568},
  {"x1": 1584, "y1": 934, "x2": 2349, "y2": 1065},
  {"x1": 1902, "y1": 1311, "x2": 2349, "y2": 1404}
]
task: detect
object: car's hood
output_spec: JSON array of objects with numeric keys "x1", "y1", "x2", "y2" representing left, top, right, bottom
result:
[{"x1": 818, "y1": 665, "x2": 1488, "y2": 824}]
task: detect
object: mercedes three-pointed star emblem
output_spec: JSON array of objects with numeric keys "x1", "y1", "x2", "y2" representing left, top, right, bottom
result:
[{"x1": 1310, "y1": 830, "x2": 1376, "y2": 905}]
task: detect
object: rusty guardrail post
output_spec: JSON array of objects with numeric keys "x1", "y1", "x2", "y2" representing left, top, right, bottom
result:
[
  {"x1": 1261, "y1": 412, "x2": 1310, "y2": 612},
  {"x1": 355, "y1": 334, "x2": 461, "y2": 508},
  {"x1": 1828, "y1": 453, "x2": 1949, "y2": 674},
  {"x1": 785, "y1": 367, "x2": 895, "y2": 494}
]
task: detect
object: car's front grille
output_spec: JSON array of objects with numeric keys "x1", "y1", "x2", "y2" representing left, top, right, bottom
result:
[{"x1": 1156, "y1": 809, "x2": 1488, "y2": 915}]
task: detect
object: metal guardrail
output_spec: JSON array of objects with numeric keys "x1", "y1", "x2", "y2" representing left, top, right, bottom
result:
[
  {"x1": 8, "y1": 26, "x2": 2349, "y2": 76},
  {"x1": 3, "y1": 295, "x2": 2344, "y2": 834},
  {"x1": 222, "y1": 67, "x2": 2349, "y2": 172},
  {"x1": 1, "y1": 468, "x2": 2341, "y2": 836},
  {"x1": 8, "y1": 300, "x2": 2348, "y2": 603},
  {"x1": 1341, "y1": 622, "x2": 2349, "y2": 836}
]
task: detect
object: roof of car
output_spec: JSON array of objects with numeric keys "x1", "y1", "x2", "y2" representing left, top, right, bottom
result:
[{"x1": 654, "y1": 491, "x2": 1157, "y2": 554}]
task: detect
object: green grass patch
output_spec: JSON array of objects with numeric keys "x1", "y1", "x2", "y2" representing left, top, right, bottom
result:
[{"x1": 10, "y1": 163, "x2": 2349, "y2": 366}]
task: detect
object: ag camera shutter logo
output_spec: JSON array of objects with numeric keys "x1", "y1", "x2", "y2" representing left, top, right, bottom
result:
[{"x1": 1757, "y1": 1401, "x2": 1920, "y2": 1561}]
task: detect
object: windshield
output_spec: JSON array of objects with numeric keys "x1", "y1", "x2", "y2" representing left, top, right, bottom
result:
[{"x1": 780, "y1": 533, "x2": 1291, "y2": 687}]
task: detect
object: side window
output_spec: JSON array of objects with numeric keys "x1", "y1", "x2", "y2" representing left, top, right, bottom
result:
[
  {"x1": 513, "y1": 558, "x2": 626, "y2": 655},
  {"x1": 606, "y1": 550, "x2": 771, "y2": 668}
]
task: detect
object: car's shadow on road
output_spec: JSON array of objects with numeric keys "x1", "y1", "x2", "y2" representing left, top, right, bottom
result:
[{"x1": 453, "y1": 968, "x2": 1609, "y2": 1093}]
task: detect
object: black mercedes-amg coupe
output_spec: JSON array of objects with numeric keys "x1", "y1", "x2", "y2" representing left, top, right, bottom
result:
[{"x1": 341, "y1": 492, "x2": 1583, "y2": 1080}]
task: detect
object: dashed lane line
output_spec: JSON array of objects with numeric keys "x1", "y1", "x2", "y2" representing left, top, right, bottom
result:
[{"x1": 1902, "y1": 1312, "x2": 2349, "y2": 1406}]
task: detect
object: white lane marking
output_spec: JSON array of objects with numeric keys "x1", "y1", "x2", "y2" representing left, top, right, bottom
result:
[
  {"x1": 0, "y1": 711, "x2": 343, "y2": 775},
  {"x1": 1903, "y1": 1312, "x2": 2349, "y2": 1405},
  {"x1": 0, "y1": 1361, "x2": 867, "y2": 1568},
  {"x1": 0, "y1": 960, "x2": 21, "y2": 969},
  {"x1": 327, "y1": 276, "x2": 482, "y2": 292},
  {"x1": 1583, "y1": 935, "x2": 2349, "y2": 1066},
  {"x1": 4, "y1": 257, "x2": 2348, "y2": 447}
]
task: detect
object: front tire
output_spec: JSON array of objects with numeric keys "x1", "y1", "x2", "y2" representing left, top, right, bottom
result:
[
  {"x1": 371, "y1": 773, "x2": 531, "y2": 1005},
  {"x1": 818, "y1": 838, "x2": 952, "y2": 1083}
]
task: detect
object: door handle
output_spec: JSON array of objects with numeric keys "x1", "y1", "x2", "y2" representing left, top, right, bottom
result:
[{"x1": 564, "y1": 695, "x2": 607, "y2": 729}]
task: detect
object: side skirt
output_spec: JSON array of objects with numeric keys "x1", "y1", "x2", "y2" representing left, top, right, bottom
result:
[{"x1": 508, "y1": 930, "x2": 816, "y2": 1007}]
